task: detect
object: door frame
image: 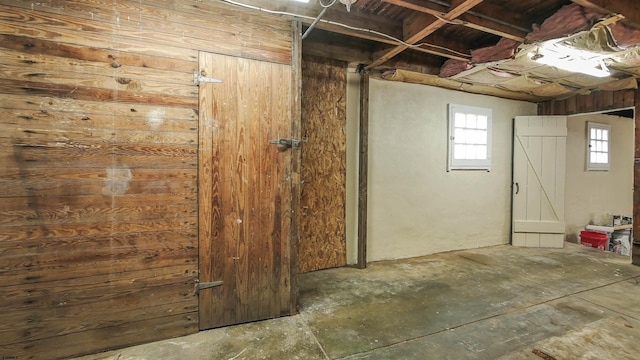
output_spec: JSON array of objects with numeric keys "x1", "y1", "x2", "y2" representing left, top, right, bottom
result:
[{"x1": 195, "y1": 21, "x2": 303, "y2": 329}]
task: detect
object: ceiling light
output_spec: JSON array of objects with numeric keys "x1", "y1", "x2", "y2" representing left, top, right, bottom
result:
[
  {"x1": 529, "y1": 43, "x2": 611, "y2": 78},
  {"x1": 293, "y1": 0, "x2": 309, "y2": 2}
]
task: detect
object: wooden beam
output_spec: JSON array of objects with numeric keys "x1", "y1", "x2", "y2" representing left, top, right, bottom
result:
[
  {"x1": 384, "y1": 0, "x2": 526, "y2": 41},
  {"x1": 226, "y1": 0, "x2": 473, "y2": 62},
  {"x1": 235, "y1": 0, "x2": 405, "y2": 44},
  {"x1": 289, "y1": 20, "x2": 302, "y2": 314},
  {"x1": 634, "y1": 87, "x2": 640, "y2": 265},
  {"x1": 368, "y1": 0, "x2": 484, "y2": 68},
  {"x1": 357, "y1": 70, "x2": 370, "y2": 269},
  {"x1": 572, "y1": 0, "x2": 640, "y2": 28}
]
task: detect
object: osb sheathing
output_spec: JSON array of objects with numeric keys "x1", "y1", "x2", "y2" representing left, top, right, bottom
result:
[{"x1": 300, "y1": 55, "x2": 347, "y2": 273}]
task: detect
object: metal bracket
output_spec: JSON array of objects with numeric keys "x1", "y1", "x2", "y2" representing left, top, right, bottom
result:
[
  {"x1": 269, "y1": 139, "x2": 300, "y2": 148},
  {"x1": 197, "y1": 280, "x2": 223, "y2": 290},
  {"x1": 194, "y1": 70, "x2": 223, "y2": 86}
]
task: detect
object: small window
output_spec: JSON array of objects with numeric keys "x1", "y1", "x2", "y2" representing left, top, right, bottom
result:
[
  {"x1": 587, "y1": 122, "x2": 610, "y2": 171},
  {"x1": 448, "y1": 104, "x2": 492, "y2": 171}
]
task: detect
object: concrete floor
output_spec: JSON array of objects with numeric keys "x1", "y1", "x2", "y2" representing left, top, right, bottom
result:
[{"x1": 75, "y1": 243, "x2": 640, "y2": 360}]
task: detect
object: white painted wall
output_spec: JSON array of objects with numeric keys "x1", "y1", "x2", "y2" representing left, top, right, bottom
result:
[
  {"x1": 564, "y1": 113, "x2": 634, "y2": 242},
  {"x1": 365, "y1": 78, "x2": 537, "y2": 261}
]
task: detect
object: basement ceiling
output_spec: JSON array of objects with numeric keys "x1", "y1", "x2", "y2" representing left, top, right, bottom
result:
[{"x1": 226, "y1": 0, "x2": 640, "y2": 101}]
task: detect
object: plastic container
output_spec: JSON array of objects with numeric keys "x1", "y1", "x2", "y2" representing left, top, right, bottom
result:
[{"x1": 580, "y1": 231, "x2": 608, "y2": 250}]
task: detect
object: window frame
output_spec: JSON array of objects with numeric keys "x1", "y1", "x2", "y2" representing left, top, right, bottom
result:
[
  {"x1": 447, "y1": 104, "x2": 493, "y2": 171},
  {"x1": 586, "y1": 122, "x2": 610, "y2": 171}
]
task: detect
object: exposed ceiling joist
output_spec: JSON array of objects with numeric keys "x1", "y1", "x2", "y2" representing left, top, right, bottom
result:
[
  {"x1": 384, "y1": 0, "x2": 527, "y2": 41},
  {"x1": 571, "y1": 0, "x2": 640, "y2": 28},
  {"x1": 221, "y1": 0, "x2": 640, "y2": 102},
  {"x1": 368, "y1": 0, "x2": 484, "y2": 68}
]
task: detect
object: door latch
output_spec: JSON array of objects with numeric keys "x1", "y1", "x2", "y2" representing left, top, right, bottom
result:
[{"x1": 269, "y1": 139, "x2": 300, "y2": 148}]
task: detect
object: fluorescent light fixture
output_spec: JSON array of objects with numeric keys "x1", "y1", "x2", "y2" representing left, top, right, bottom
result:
[
  {"x1": 530, "y1": 42, "x2": 610, "y2": 78},
  {"x1": 293, "y1": 0, "x2": 310, "y2": 2}
]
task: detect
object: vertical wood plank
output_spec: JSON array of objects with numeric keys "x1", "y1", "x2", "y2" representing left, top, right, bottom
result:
[
  {"x1": 256, "y1": 63, "x2": 274, "y2": 320},
  {"x1": 554, "y1": 117, "x2": 567, "y2": 223},
  {"x1": 512, "y1": 118, "x2": 527, "y2": 247},
  {"x1": 289, "y1": 20, "x2": 302, "y2": 315},
  {"x1": 221, "y1": 55, "x2": 239, "y2": 325},
  {"x1": 525, "y1": 118, "x2": 543, "y2": 247},
  {"x1": 603, "y1": 90, "x2": 615, "y2": 110},
  {"x1": 198, "y1": 51, "x2": 215, "y2": 329},
  {"x1": 555, "y1": 99, "x2": 566, "y2": 116},
  {"x1": 576, "y1": 95, "x2": 587, "y2": 114},
  {"x1": 276, "y1": 63, "x2": 293, "y2": 316},
  {"x1": 613, "y1": 89, "x2": 626, "y2": 109},
  {"x1": 246, "y1": 58, "x2": 261, "y2": 321},
  {"x1": 268, "y1": 62, "x2": 283, "y2": 317},
  {"x1": 565, "y1": 96, "x2": 577, "y2": 115},
  {"x1": 235, "y1": 57, "x2": 250, "y2": 323},
  {"x1": 208, "y1": 53, "x2": 226, "y2": 328},
  {"x1": 623, "y1": 89, "x2": 635, "y2": 108},
  {"x1": 540, "y1": 137, "x2": 557, "y2": 222}
]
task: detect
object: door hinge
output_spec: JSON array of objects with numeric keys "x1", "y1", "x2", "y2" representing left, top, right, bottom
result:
[
  {"x1": 194, "y1": 71, "x2": 223, "y2": 86},
  {"x1": 198, "y1": 280, "x2": 223, "y2": 290},
  {"x1": 194, "y1": 279, "x2": 223, "y2": 295}
]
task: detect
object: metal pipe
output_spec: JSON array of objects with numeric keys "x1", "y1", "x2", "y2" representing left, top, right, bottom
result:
[{"x1": 302, "y1": 6, "x2": 329, "y2": 40}]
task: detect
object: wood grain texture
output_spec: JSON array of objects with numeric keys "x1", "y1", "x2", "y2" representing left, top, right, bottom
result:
[
  {"x1": 0, "y1": 0, "x2": 293, "y2": 358},
  {"x1": 538, "y1": 89, "x2": 635, "y2": 115},
  {"x1": 289, "y1": 20, "x2": 302, "y2": 314},
  {"x1": 197, "y1": 53, "x2": 293, "y2": 330},
  {"x1": 358, "y1": 70, "x2": 370, "y2": 268},
  {"x1": 299, "y1": 55, "x2": 347, "y2": 273}
]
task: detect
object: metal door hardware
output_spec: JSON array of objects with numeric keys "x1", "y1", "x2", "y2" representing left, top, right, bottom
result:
[
  {"x1": 193, "y1": 70, "x2": 223, "y2": 86},
  {"x1": 197, "y1": 280, "x2": 223, "y2": 290},
  {"x1": 269, "y1": 139, "x2": 300, "y2": 148}
]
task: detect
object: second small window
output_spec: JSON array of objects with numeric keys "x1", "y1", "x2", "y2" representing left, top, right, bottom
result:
[{"x1": 587, "y1": 122, "x2": 610, "y2": 171}]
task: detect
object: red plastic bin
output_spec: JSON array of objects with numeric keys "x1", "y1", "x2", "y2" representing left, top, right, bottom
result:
[{"x1": 580, "y1": 231, "x2": 608, "y2": 250}]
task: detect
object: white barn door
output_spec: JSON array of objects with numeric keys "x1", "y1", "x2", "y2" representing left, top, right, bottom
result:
[{"x1": 512, "y1": 116, "x2": 567, "y2": 248}]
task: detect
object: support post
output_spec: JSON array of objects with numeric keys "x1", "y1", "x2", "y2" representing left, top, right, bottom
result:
[
  {"x1": 357, "y1": 69, "x2": 369, "y2": 269},
  {"x1": 290, "y1": 20, "x2": 303, "y2": 311},
  {"x1": 633, "y1": 87, "x2": 640, "y2": 265}
]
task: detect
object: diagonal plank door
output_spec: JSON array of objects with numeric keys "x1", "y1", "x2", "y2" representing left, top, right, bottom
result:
[
  {"x1": 198, "y1": 52, "x2": 293, "y2": 329},
  {"x1": 512, "y1": 116, "x2": 567, "y2": 248}
]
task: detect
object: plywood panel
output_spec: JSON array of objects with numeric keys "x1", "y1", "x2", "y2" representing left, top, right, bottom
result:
[
  {"x1": 299, "y1": 55, "x2": 347, "y2": 273},
  {"x1": 0, "y1": 0, "x2": 293, "y2": 358}
]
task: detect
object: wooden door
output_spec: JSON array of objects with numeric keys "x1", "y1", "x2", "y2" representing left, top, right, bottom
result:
[
  {"x1": 512, "y1": 116, "x2": 567, "y2": 248},
  {"x1": 198, "y1": 52, "x2": 293, "y2": 329}
]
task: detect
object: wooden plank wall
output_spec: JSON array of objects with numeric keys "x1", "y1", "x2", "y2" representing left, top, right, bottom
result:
[
  {"x1": 299, "y1": 55, "x2": 347, "y2": 273},
  {"x1": 538, "y1": 88, "x2": 640, "y2": 265},
  {"x1": 0, "y1": 1, "x2": 292, "y2": 359},
  {"x1": 537, "y1": 89, "x2": 635, "y2": 116}
]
